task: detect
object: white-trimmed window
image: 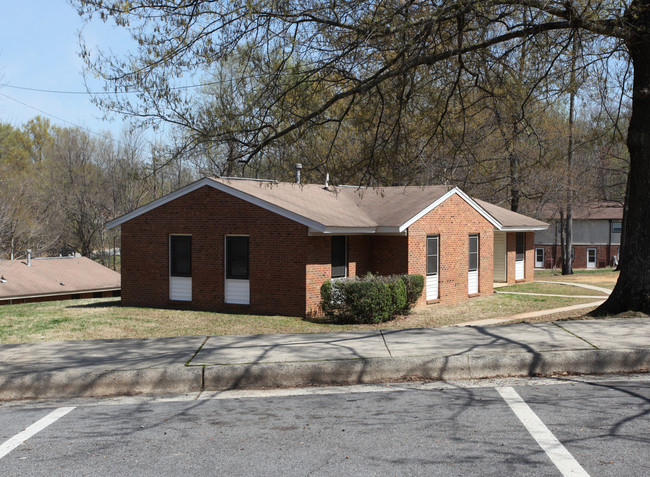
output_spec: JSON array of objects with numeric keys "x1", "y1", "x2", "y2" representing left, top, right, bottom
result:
[
  {"x1": 226, "y1": 236, "x2": 249, "y2": 280},
  {"x1": 331, "y1": 236, "x2": 347, "y2": 278}
]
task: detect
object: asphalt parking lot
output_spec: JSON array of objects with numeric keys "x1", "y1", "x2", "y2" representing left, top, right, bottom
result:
[{"x1": 1, "y1": 374, "x2": 648, "y2": 476}]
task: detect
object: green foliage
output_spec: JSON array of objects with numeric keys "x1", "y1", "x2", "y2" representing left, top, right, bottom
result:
[
  {"x1": 400, "y1": 274, "x2": 425, "y2": 309},
  {"x1": 387, "y1": 277, "x2": 408, "y2": 312},
  {"x1": 320, "y1": 273, "x2": 424, "y2": 324}
]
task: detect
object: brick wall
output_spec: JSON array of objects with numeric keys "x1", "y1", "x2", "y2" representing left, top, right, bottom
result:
[
  {"x1": 406, "y1": 194, "x2": 494, "y2": 305},
  {"x1": 540, "y1": 244, "x2": 619, "y2": 269},
  {"x1": 121, "y1": 185, "x2": 311, "y2": 316},
  {"x1": 120, "y1": 185, "x2": 531, "y2": 316},
  {"x1": 505, "y1": 232, "x2": 535, "y2": 284}
]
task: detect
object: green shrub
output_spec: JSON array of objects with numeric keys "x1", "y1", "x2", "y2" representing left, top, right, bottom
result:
[
  {"x1": 377, "y1": 275, "x2": 408, "y2": 313},
  {"x1": 400, "y1": 274, "x2": 425, "y2": 309},
  {"x1": 343, "y1": 279, "x2": 394, "y2": 323},
  {"x1": 319, "y1": 274, "x2": 419, "y2": 324},
  {"x1": 320, "y1": 280, "x2": 335, "y2": 317}
]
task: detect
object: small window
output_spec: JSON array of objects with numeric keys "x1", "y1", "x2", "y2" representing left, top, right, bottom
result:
[
  {"x1": 469, "y1": 234, "x2": 479, "y2": 272},
  {"x1": 170, "y1": 235, "x2": 192, "y2": 277},
  {"x1": 226, "y1": 236, "x2": 249, "y2": 280},
  {"x1": 516, "y1": 232, "x2": 525, "y2": 262},
  {"x1": 427, "y1": 236, "x2": 439, "y2": 276},
  {"x1": 611, "y1": 222, "x2": 622, "y2": 234},
  {"x1": 331, "y1": 236, "x2": 347, "y2": 278}
]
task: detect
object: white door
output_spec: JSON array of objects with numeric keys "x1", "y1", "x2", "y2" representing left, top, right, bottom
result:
[
  {"x1": 587, "y1": 248, "x2": 597, "y2": 269},
  {"x1": 426, "y1": 236, "x2": 439, "y2": 300},
  {"x1": 515, "y1": 233, "x2": 525, "y2": 280},
  {"x1": 535, "y1": 248, "x2": 545, "y2": 268},
  {"x1": 468, "y1": 235, "x2": 479, "y2": 295}
]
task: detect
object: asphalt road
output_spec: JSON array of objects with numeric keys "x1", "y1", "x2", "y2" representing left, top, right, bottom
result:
[{"x1": 1, "y1": 374, "x2": 648, "y2": 476}]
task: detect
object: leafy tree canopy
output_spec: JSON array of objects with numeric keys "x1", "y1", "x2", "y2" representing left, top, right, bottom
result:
[{"x1": 73, "y1": 0, "x2": 650, "y2": 314}]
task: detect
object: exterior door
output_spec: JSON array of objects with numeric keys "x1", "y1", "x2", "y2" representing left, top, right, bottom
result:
[
  {"x1": 170, "y1": 235, "x2": 192, "y2": 301},
  {"x1": 468, "y1": 234, "x2": 479, "y2": 295},
  {"x1": 225, "y1": 236, "x2": 250, "y2": 304},
  {"x1": 587, "y1": 248, "x2": 597, "y2": 269},
  {"x1": 426, "y1": 236, "x2": 439, "y2": 300},
  {"x1": 535, "y1": 248, "x2": 545, "y2": 268},
  {"x1": 515, "y1": 232, "x2": 525, "y2": 280}
]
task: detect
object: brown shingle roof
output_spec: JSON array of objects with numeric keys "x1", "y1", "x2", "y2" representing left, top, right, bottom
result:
[
  {"x1": 216, "y1": 178, "x2": 452, "y2": 229},
  {"x1": 0, "y1": 257, "x2": 121, "y2": 300},
  {"x1": 106, "y1": 177, "x2": 547, "y2": 232},
  {"x1": 538, "y1": 202, "x2": 623, "y2": 221},
  {"x1": 474, "y1": 199, "x2": 549, "y2": 230}
]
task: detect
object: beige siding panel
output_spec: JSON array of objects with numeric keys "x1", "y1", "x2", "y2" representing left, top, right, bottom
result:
[
  {"x1": 515, "y1": 260, "x2": 525, "y2": 280},
  {"x1": 225, "y1": 279, "x2": 250, "y2": 305},
  {"x1": 426, "y1": 274, "x2": 438, "y2": 300},
  {"x1": 468, "y1": 270, "x2": 479, "y2": 294},
  {"x1": 169, "y1": 276, "x2": 192, "y2": 301},
  {"x1": 493, "y1": 232, "x2": 507, "y2": 283}
]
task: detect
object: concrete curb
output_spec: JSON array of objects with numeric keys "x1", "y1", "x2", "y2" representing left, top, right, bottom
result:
[
  {"x1": 0, "y1": 366, "x2": 203, "y2": 401},
  {"x1": 201, "y1": 348, "x2": 650, "y2": 391},
  {"x1": 1, "y1": 349, "x2": 648, "y2": 401}
]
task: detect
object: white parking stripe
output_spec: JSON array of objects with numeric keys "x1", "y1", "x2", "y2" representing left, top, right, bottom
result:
[
  {"x1": 0, "y1": 407, "x2": 75, "y2": 459},
  {"x1": 497, "y1": 387, "x2": 589, "y2": 477}
]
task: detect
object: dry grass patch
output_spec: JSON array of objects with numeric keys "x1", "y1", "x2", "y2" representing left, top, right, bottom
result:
[
  {"x1": 0, "y1": 291, "x2": 607, "y2": 344},
  {"x1": 396, "y1": 294, "x2": 599, "y2": 328},
  {"x1": 535, "y1": 268, "x2": 619, "y2": 290},
  {"x1": 0, "y1": 295, "x2": 590, "y2": 343},
  {"x1": 497, "y1": 282, "x2": 609, "y2": 296}
]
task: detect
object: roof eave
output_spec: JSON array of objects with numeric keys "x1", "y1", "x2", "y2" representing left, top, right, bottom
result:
[
  {"x1": 308, "y1": 226, "x2": 405, "y2": 236},
  {"x1": 498, "y1": 225, "x2": 549, "y2": 232},
  {"x1": 0, "y1": 287, "x2": 121, "y2": 301}
]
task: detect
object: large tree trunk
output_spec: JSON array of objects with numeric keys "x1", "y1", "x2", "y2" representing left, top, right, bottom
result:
[{"x1": 594, "y1": 0, "x2": 650, "y2": 314}]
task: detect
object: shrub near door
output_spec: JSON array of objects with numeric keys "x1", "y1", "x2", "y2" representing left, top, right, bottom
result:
[{"x1": 320, "y1": 274, "x2": 424, "y2": 324}]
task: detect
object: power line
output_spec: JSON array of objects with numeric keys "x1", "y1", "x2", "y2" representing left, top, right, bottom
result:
[
  {"x1": 0, "y1": 91, "x2": 145, "y2": 151},
  {"x1": 1, "y1": 72, "x2": 272, "y2": 96}
]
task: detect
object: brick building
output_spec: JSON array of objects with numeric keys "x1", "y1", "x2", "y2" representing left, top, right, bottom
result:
[
  {"x1": 107, "y1": 177, "x2": 547, "y2": 316},
  {"x1": 534, "y1": 203, "x2": 623, "y2": 269}
]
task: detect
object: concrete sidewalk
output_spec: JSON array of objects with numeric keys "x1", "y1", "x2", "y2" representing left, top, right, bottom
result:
[{"x1": 0, "y1": 318, "x2": 648, "y2": 401}]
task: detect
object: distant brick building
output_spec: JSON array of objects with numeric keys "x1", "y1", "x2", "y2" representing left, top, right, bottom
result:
[
  {"x1": 107, "y1": 177, "x2": 547, "y2": 316},
  {"x1": 534, "y1": 203, "x2": 623, "y2": 269}
]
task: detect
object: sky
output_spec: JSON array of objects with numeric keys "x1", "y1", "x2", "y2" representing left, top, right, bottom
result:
[{"x1": 0, "y1": 0, "x2": 139, "y2": 140}]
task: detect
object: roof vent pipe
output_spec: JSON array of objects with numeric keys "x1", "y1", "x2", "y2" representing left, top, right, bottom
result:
[
  {"x1": 27, "y1": 249, "x2": 31, "y2": 267},
  {"x1": 295, "y1": 163, "x2": 303, "y2": 184}
]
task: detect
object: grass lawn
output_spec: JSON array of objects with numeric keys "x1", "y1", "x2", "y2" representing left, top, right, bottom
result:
[
  {"x1": 534, "y1": 268, "x2": 619, "y2": 290},
  {"x1": 0, "y1": 290, "x2": 603, "y2": 344},
  {"x1": 498, "y1": 282, "x2": 609, "y2": 296}
]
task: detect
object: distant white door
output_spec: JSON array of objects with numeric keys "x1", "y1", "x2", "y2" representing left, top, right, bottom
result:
[
  {"x1": 587, "y1": 248, "x2": 597, "y2": 269},
  {"x1": 535, "y1": 248, "x2": 545, "y2": 268},
  {"x1": 426, "y1": 236, "x2": 439, "y2": 300}
]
